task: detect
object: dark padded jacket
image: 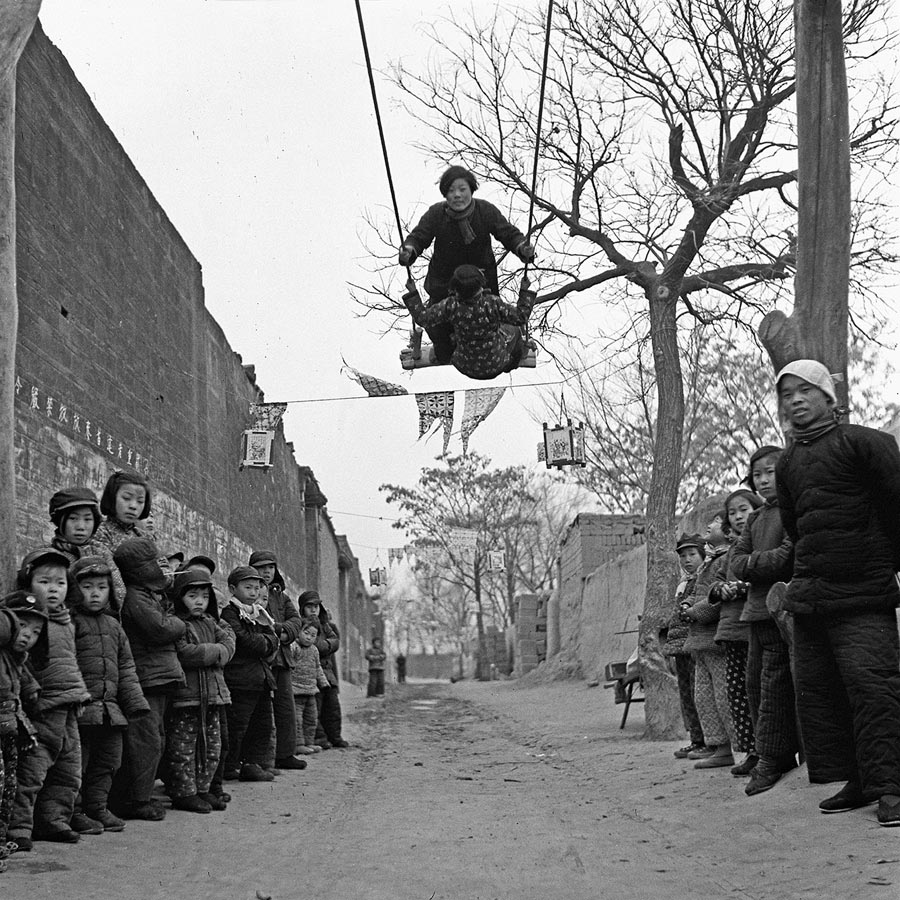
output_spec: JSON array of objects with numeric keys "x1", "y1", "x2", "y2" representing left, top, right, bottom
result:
[
  {"x1": 120, "y1": 584, "x2": 186, "y2": 691},
  {"x1": 732, "y1": 502, "x2": 793, "y2": 622},
  {"x1": 315, "y1": 605, "x2": 341, "y2": 688},
  {"x1": 777, "y1": 424, "x2": 900, "y2": 615},
  {"x1": 402, "y1": 199, "x2": 526, "y2": 301},
  {"x1": 220, "y1": 601, "x2": 278, "y2": 692},
  {"x1": 264, "y1": 578, "x2": 303, "y2": 669}
]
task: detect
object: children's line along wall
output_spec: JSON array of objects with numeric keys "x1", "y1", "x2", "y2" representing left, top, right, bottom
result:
[{"x1": 11, "y1": 21, "x2": 377, "y2": 683}]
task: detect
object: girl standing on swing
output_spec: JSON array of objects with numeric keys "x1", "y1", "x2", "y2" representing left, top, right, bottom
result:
[{"x1": 398, "y1": 166, "x2": 535, "y2": 364}]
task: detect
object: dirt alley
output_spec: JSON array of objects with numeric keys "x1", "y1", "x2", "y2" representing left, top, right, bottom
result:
[{"x1": 3, "y1": 678, "x2": 898, "y2": 900}]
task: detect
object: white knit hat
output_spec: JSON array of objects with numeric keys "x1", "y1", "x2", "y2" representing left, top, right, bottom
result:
[{"x1": 775, "y1": 359, "x2": 837, "y2": 404}]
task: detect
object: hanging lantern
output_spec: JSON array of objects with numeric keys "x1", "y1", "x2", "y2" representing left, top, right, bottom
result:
[
  {"x1": 241, "y1": 429, "x2": 275, "y2": 468},
  {"x1": 542, "y1": 418, "x2": 586, "y2": 469}
]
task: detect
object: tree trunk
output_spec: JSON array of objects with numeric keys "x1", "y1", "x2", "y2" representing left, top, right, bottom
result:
[
  {"x1": 0, "y1": 2, "x2": 41, "y2": 586},
  {"x1": 759, "y1": 0, "x2": 850, "y2": 403},
  {"x1": 473, "y1": 558, "x2": 488, "y2": 680},
  {"x1": 639, "y1": 285, "x2": 684, "y2": 739}
]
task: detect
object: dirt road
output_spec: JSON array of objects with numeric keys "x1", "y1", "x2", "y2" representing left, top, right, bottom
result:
[{"x1": 4, "y1": 679, "x2": 897, "y2": 899}]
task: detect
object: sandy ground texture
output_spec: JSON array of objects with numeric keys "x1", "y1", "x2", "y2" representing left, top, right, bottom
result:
[{"x1": 2, "y1": 677, "x2": 898, "y2": 900}]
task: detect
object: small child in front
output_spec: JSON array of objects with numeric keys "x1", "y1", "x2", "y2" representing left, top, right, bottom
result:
[
  {"x1": 0, "y1": 592, "x2": 46, "y2": 864},
  {"x1": 663, "y1": 533, "x2": 706, "y2": 758},
  {"x1": 290, "y1": 617, "x2": 330, "y2": 754},
  {"x1": 68, "y1": 556, "x2": 149, "y2": 835},
  {"x1": 365, "y1": 637, "x2": 387, "y2": 698},
  {"x1": 166, "y1": 569, "x2": 235, "y2": 813},
  {"x1": 9, "y1": 549, "x2": 90, "y2": 850},
  {"x1": 221, "y1": 567, "x2": 279, "y2": 782}
]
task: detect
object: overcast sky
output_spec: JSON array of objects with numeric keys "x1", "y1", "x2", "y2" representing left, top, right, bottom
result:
[{"x1": 37, "y1": 1, "x2": 900, "y2": 571}]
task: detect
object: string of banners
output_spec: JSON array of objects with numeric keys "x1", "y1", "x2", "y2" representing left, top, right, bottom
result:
[
  {"x1": 241, "y1": 402, "x2": 288, "y2": 469},
  {"x1": 343, "y1": 365, "x2": 505, "y2": 455}
]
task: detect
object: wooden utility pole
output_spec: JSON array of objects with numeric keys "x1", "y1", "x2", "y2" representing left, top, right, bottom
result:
[
  {"x1": 0, "y1": 2, "x2": 41, "y2": 585},
  {"x1": 760, "y1": 0, "x2": 850, "y2": 403}
]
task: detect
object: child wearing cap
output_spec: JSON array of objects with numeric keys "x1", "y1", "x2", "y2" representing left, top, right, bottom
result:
[
  {"x1": 705, "y1": 489, "x2": 764, "y2": 777},
  {"x1": 289, "y1": 616, "x2": 330, "y2": 753},
  {"x1": 248, "y1": 550, "x2": 305, "y2": 770},
  {"x1": 9, "y1": 549, "x2": 90, "y2": 850},
  {"x1": 0, "y1": 591, "x2": 46, "y2": 862},
  {"x1": 48, "y1": 487, "x2": 124, "y2": 611},
  {"x1": 299, "y1": 591, "x2": 349, "y2": 749},
  {"x1": 402, "y1": 267, "x2": 535, "y2": 378},
  {"x1": 110, "y1": 538, "x2": 186, "y2": 822},
  {"x1": 68, "y1": 556, "x2": 149, "y2": 835},
  {"x1": 731, "y1": 446, "x2": 798, "y2": 797},
  {"x1": 221, "y1": 567, "x2": 281, "y2": 781},
  {"x1": 166, "y1": 569, "x2": 235, "y2": 813},
  {"x1": 775, "y1": 359, "x2": 900, "y2": 827},
  {"x1": 663, "y1": 533, "x2": 707, "y2": 759},
  {"x1": 679, "y1": 514, "x2": 735, "y2": 770}
]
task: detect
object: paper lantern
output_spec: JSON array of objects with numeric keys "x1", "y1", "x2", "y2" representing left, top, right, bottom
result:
[
  {"x1": 542, "y1": 419, "x2": 586, "y2": 469},
  {"x1": 241, "y1": 430, "x2": 275, "y2": 468}
]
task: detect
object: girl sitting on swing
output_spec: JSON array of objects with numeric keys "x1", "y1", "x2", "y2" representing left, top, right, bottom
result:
[
  {"x1": 398, "y1": 166, "x2": 534, "y2": 364},
  {"x1": 402, "y1": 265, "x2": 535, "y2": 380}
]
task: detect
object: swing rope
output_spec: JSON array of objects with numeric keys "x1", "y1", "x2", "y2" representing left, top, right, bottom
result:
[
  {"x1": 354, "y1": 0, "x2": 410, "y2": 279},
  {"x1": 523, "y1": 0, "x2": 555, "y2": 282}
]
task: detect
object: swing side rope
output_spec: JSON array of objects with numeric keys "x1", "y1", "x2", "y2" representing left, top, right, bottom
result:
[{"x1": 353, "y1": 0, "x2": 409, "y2": 281}]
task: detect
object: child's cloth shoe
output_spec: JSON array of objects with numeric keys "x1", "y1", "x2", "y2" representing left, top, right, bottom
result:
[
  {"x1": 296, "y1": 745, "x2": 316, "y2": 755},
  {"x1": 70, "y1": 812, "x2": 104, "y2": 835},
  {"x1": 877, "y1": 794, "x2": 900, "y2": 827},
  {"x1": 818, "y1": 781, "x2": 870, "y2": 814},
  {"x1": 10, "y1": 837, "x2": 31, "y2": 852},
  {"x1": 171, "y1": 794, "x2": 212, "y2": 814},
  {"x1": 87, "y1": 809, "x2": 126, "y2": 832},
  {"x1": 125, "y1": 802, "x2": 166, "y2": 821},
  {"x1": 687, "y1": 745, "x2": 715, "y2": 760},
  {"x1": 674, "y1": 742, "x2": 705, "y2": 759},
  {"x1": 239, "y1": 763, "x2": 275, "y2": 782},
  {"x1": 745, "y1": 755, "x2": 795, "y2": 796},
  {"x1": 210, "y1": 789, "x2": 231, "y2": 803},
  {"x1": 198, "y1": 792, "x2": 227, "y2": 811},
  {"x1": 330, "y1": 738, "x2": 350, "y2": 748},
  {"x1": 694, "y1": 745, "x2": 734, "y2": 769},
  {"x1": 223, "y1": 769, "x2": 241, "y2": 781},
  {"x1": 731, "y1": 753, "x2": 759, "y2": 777},
  {"x1": 34, "y1": 827, "x2": 80, "y2": 843},
  {"x1": 275, "y1": 755, "x2": 308, "y2": 770}
]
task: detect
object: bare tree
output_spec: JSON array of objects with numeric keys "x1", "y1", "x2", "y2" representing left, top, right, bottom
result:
[{"x1": 356, "y1": 0, "x2": 896, "y2": 735}]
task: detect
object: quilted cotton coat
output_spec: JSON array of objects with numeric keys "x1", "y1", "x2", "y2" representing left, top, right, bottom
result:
[
  {"x1": 777, "y1": 424, "x2": 900, "y2": 614},
  {"x1": 27, "y1": 607, "x2": 90, "y2": 714},
  {"x1": 220, "y1": 601, "x2": 278, "y2": 692},
  {"x1": 120, "y1": 584, "x2": 186, "y2": 690}
]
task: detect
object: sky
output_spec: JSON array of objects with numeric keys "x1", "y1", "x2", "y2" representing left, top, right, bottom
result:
[{"x1": 36, "y1": 1, "x2": 900, "y2": 571}]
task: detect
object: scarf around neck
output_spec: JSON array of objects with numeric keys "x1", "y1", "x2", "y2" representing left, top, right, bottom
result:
[
  {"x1": 790, "y1": 417, "x2": 838, "y2": 444},
  {"x1": 229, "y1": 597, "x2": 275, "y2": 627},
  {"x1": 444, "y1": 200, "x2": 477, "y2": 245}
]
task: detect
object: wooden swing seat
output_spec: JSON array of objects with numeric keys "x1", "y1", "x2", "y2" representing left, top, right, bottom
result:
[{"x1": 400, "y1": 341, "x2": 537, "y2": 371}]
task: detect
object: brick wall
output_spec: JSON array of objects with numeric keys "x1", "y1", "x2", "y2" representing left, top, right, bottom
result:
[{"x1": 10, "y1": 23, "x2": 374, "y2": 678}]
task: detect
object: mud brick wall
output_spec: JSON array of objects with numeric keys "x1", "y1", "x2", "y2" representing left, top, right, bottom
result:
[
  {"x1": 9, "y1": 23, "x2": 375, "y2": 670},
  {"x1": 515, "y1": 593, "x2": 548, "y2": 675}
]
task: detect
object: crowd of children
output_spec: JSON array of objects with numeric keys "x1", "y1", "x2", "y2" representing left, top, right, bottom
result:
[
  {"x1": 0, "y1": 469, "x2": 353, "y2": 870},
  {"x1": 663, "y1": 359, "x2": 900, "y2": 829}
]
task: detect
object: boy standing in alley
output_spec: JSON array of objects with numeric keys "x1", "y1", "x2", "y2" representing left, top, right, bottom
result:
[{"x1": 775, "y1": 359, "x2": 900, "y2": 827}]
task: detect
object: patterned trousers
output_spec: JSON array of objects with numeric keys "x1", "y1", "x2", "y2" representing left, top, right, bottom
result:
[
  {"x1": 294, "y1": 694, "x2": 319, "y2": 748},
  {"x1": 692, "y1": 648, "x2": 733, "y2": 747},
  {"x1": 673, "y1": 654, "x2": 704, "y2": 745},
  {"x1": 722, "y1": 641, "x2": 755, "y2": 754},
  {"x1": 0, "y1": 732, "x2": 18, "y2": 843},
  {"x1": 165, "y1": 707, "x2": 222, "y2": 797},
  {"x1": 746, "y1": 619, "x2": 799, "y2": 761}
]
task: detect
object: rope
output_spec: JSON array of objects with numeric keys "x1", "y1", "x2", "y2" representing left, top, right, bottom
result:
[
  {"x1": 354, "y1": 0, "x2": 411, "y2": 280},
  {"x1": 524, "y1": 0, "x2": 555, "y2": 281}
]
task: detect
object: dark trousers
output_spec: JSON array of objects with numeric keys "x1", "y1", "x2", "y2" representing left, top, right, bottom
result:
[
  {"x1": 225, "y1": 689, "x2": 273, "y2": 770},
  {"x1": 367, "y1": 669, "x2": 385, "y2": 698},
  {"x1": 315, "y1": 685, "x2": 343, "y2": 744},
  {"x1": 272, "y1": 667, "x2": 298, "y2": 760},
  {"x1": 793, "y1": 610, "x2": 900, "y2": 797},
  {"x1": 10, "y1": 706, "x2": 82, "y2": 839},
  {"x1": 746, "y1": 619, "x2": 799, "y2": 761},
  {"x1": 673, "y1": 654, "x2": 704, "y2": 744},
  {"x1": 77, "y1": 724, "x2": 123, "y2": 814}
]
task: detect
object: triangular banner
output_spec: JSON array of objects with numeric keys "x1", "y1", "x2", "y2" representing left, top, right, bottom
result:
[
  {"x1": 460, "y1": 387, "x2": 505, "y2": 453},
  {"x1": 416, "y1": 391, "x2": 455, "y2": 455},
  {"x1": 343, "y1": 363, "x2": 409, "y2": 397},
  {"x1": 249, "y1": 402, "x2": 288, "y2": 430}
]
